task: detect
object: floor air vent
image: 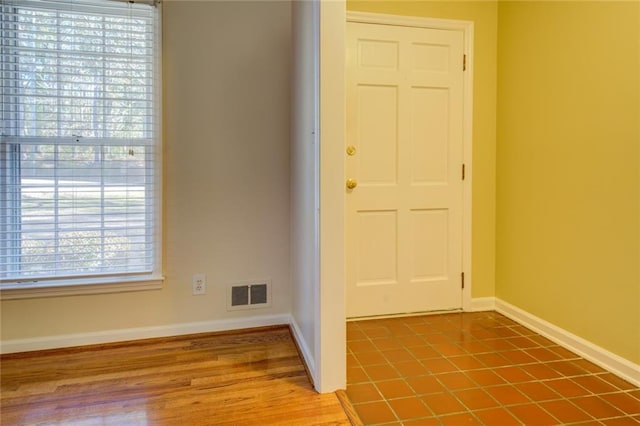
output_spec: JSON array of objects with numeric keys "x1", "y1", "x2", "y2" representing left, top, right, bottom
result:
[{"x1": 227, "y1": 280, "x2": 271, "y2": 311}]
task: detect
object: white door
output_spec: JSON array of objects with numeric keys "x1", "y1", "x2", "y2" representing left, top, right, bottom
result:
[{"x1": 346, "y1": 21, "x2": 465, "y2": 318}]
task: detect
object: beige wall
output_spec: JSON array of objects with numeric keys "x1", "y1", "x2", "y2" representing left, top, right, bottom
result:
[
  {"x1": 1, "y1": 1, "x2": 293, "y2": 341},
  {"x1": 346, "y1": 1, "x2": 499, "y2": 299},
  {"x1": 3, "y1": 0, "x2": 638, "y2": 372},
  {"x1": 496, "y1": 1, "x2": 640, "y2": 364}
]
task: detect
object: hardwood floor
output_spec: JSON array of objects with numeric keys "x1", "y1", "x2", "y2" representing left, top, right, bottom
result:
[{"x1": 0, "y1": 326, "x2": 351, "y2": 425}]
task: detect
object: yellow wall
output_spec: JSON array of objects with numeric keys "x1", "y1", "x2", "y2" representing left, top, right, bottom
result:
[
  {"x1": 0, "y1": 1, "x2": 293, "y2": 342},
  {"x1": 347, "y1": 1, "x2": 498, "y2": 298},
  {"x1": 496, "y1": 1, "x2": 640, "y2": 363}
]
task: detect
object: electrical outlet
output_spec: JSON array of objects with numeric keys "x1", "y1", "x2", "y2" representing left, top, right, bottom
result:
[{"x1": 192, "y1": 274, "x2": 206, "y2": 295}]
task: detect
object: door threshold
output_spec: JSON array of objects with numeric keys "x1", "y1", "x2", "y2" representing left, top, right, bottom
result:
[{"x1": 346, "y1": 308, "x2": 462, "y2": 322}]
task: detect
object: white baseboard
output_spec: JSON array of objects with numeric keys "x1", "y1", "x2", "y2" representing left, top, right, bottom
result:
[
  {"x1": 0, "y1": 314, "x2": 290, "y2": 355},
  {"x1": 495, "y1": 298, "x2": 640, "y2": 387},
  {"x1": 289, "y1": 316, "x2": 317, "y2": 386},
  {"x1": 4, "y1": 300, "x2": 638, "y2": 389},
  {"x1": 467, "y1": 297, "x2": 496, "y2": 312}
]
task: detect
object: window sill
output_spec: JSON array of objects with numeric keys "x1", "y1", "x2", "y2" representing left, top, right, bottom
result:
[{"x1": 0, "y1": 275, "x2": 164, "y2": 300}]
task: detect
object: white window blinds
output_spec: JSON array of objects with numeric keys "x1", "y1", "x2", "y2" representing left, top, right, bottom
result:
[{"x1": 0, "y1": 0, "x2": 161, "y2": 284}]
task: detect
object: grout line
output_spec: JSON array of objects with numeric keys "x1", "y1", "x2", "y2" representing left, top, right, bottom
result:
[
  {"x1": 348, "y1": 323, "x2": 408, "y2": 423},
  {"x1": 346, "y1": 312, "x2": 639, "y2": 425}
]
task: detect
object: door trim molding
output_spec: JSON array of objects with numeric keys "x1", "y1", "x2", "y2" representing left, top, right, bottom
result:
[{"x1": 346, "y1": 12, "x2": 474, "y2": 312}]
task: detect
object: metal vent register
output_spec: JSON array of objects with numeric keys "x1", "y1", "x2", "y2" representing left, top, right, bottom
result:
[{"x1": 227, "y1": 281, "x2": 271, "y2": 310}]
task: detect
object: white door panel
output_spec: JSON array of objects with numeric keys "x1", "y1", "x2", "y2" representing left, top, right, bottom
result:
[{"x1": 346, "y1": 21, "x2": 464, "y2": 317}]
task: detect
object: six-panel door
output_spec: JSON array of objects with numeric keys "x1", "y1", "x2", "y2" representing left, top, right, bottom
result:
[{"x1": 346, "y1": 22, "x2": 465, "y2": 318}]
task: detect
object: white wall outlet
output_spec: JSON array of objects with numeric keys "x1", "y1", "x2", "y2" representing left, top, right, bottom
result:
[{"x1": 192, "y1": 274, "x2": 206, "y2": 295}]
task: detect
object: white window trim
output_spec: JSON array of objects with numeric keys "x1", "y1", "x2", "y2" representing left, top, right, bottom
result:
[
  {"x1": 0, "y1": 0, "x2": 164, "y2": 298},
  {"x1": 0, "y1": 275, "x2": 164, "y2": 299}
]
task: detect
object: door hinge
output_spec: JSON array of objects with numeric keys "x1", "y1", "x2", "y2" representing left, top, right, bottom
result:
[
  {"x1": 462, "y1": 163, "x2": 466, "y2": 180},
  {"x1": 461, "y1": 272, "x2": 465, "y2": 289},
  {"x1": 463, "y1": 54, "x2": 467, "y2": 71}
]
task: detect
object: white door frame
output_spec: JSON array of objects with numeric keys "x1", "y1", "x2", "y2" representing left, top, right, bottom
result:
[
  {"x1": 345, "y1": 11, "x2": 474, "y2": 312},
  {"x1": 316, "y1": 0, "x2": 346, "y2": 393}
]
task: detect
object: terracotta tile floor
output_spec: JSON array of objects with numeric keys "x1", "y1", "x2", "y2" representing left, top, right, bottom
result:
[{"x1": 346, "y1": 311, "x2": 640, "y2": 425}]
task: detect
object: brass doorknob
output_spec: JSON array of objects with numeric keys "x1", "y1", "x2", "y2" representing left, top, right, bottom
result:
[{"x1": 346, "y1": 178, "x2": 358, "y2": 190}]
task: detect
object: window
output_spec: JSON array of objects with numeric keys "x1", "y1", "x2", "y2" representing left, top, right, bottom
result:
[{"x1": 0, "y1": 0, "x2": 162, "y2": 297}]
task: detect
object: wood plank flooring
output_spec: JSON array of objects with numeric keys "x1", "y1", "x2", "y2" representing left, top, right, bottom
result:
[{"x1": 0, "y1": 326, "x2": 351, "y2": 425}]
